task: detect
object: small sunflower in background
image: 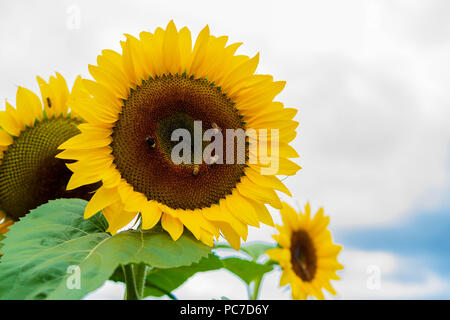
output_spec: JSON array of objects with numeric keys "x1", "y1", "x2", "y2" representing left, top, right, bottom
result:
[
  {"x1": 267, "y1": 202, "x2": 343, "y2": 300},
  {"x1": 58, "y1": 21, "x2": 300, "y2": 248},
  {"x1": 0, "y1": 73, "x2": 99, "y2": 231}
]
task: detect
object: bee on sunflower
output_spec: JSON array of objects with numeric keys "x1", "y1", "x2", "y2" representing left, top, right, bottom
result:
[
  {"x1": 267, "y1": 202, "x2": 343, "y2": 300},
  {"x1": 0, "y1": 73, "x2": 99, "y2": 232},
  {"x1": 57, "y1": 21, "x2": 301, "y2": 249}
]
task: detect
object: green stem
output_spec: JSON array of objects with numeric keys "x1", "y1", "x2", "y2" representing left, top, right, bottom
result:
[
  {"x1": 134, "y1": 263, "x2": 148, "y2": 298},
  {"x1": 249, "y1": 276, "x2": 263, "y2": 300},
  {"x1": 249, "y1": 260, "x2": 275, "y2": 300},
  {"x1": 122, "y1": 264, "x2": 147, "y2": 300}
]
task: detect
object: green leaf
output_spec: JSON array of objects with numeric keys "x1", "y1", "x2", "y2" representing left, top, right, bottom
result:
[
  {"x1": 221, "y1": 257, "x2": 273, "y2": 285},
  {"x1": 111, "y1": 253, "x2": 223, "y2": 298},
  {"x1": 240, "y1": 243, "x2": 276, "y2": 261},
  {"x1": 215, "y1": 242, "x2": 276, "y2": 261},
  {"x1": 0, "y1": 199, "x2": 211, "y2": 300},
  {"x1": 143, "y1": 253, "x2": 223, "y2": 298}
]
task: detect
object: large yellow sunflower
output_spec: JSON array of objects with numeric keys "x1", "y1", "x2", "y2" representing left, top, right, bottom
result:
[
  {"x1": 0, "y1": 73, "x2": 99, "y2": 231},
  {"x1": 58, "y1": 21, "x2": 300, "y2": 248},
  {"x1": 267, "y1": 202, "x2": 343, "y2": 300}
]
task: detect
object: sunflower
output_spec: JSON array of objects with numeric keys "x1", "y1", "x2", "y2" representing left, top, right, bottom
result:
[
  {"x1": 58, "y1": 21, "x2": 300, "y2": 248},
  {"x1": 267, "y1": 202, "x2": 343, "y2": 300},
  {"x1": 0, "y1": 73, "x2": 99, "y2": 229}
]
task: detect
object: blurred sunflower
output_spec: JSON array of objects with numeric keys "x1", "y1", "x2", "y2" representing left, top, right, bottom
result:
[
  {"x1": 267, "y1": 202, "x2": 343, "y2": 300},
  {"x1": 58, "y1": 21, "x2": 300, "y2": 248},
  {"x1": 0, "y1": 73, "x2": 99, "y2": 231}
]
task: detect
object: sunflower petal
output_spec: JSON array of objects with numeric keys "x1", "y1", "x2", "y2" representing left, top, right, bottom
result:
[
  {"x1": 141, "y1": 202, "x2": 162, "y2": 230},
  {"x1": 84, "y1": 186, "x2": 117, "y2": 219},
  {"x1": 161, "y1": 213, "x2": 184, "y2": 241}
]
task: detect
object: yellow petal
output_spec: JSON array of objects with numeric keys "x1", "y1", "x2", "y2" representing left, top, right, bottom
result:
[
  {"x1": 88, "y1": 64, "x2": 128, "y2": 99},
  {"x1": 66, "y1": 170, "x2": 101, "y2": 190},
  {"x1": 280, "y1": 202, "x2": 300, "y2": 230},
  {"x1": 84, "y1": 186, "x2": 117, "y2": 219},
  {"x1": 222, "y1": 53, "x2": 259, "y2": 93},
  {"x1": 178, "y1": 27, "x2": 193, "y2": 70},
  {"x1": 266, "y1": 248, "x2": 289, "y2": 262},
  {"x1": 16, "y1": 87, "x2": 42, "y2": 126},
  {"x1": 225, "y1": 190, "x2": 260, "y2": 227},
  {"x1": 218, "y1": 199, "x2": 248, "y2": 240},
  {"x1": 273, "y1": 233, "x2": 290, "y2": 248},
  {"x1": 178, "y1": 211, "x2": 203, "y2": 240},
  {"x1": 82, "y1": 79, "x2": 121, "y2": 111},
  {"x1": 188, "y1": 25, "x2": 210, "y2": 75},
  {"x1": 141, "y1": 202, "x2": 162, "y2": 230},
  {"x1": 49, "y1": 72, "x2": 70, "y2": 116},
  {"x1": 279, "y1": 270, "x2": 292, "y2": 287},
  {"x1": 216, "y1": 221, "x2": 241, "y2": 250},
  {"x1": 0, "y1": 130, "x2": 13, "y2": 146},
  {"x1": 161, "y1": 213, "x2": 184, "y2": 241},
  {"x1": 123, "y1": 191, "x2": 147, "y2": 212},
  {"x1": 59, "y1": 133, "x2": 112, "y2": 150},
  {"x1": 199, "y1": 230, "x2": 215, "y2": 247},
  {"x1": 248, "y1": 199, "x2": 274, "y2": 227},
  {"x1": 120, "y1": 39, "x2": 137, "y2": 86},
  {"x1": 0, "y1": 101, "x2": 22, "y2": 135},
  {"x1": 245, "y1": 167, "x2": 291, "y2": 196},
  {"x1": 256, "y1": 158, "x2": 301, "y2": 176},
  {"x1": 163, "y1": 20, "x2": 181, "y2": 74},
  {"x1": 103, "y1": 202, "x2": 137, "y2": 234},
  {"x1": 237, "y1": 177, "x2": 282, "y2": 209}
]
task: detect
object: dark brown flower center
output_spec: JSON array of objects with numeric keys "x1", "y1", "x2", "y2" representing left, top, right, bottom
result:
[
  {"x1": 111, "y1": 74, "x2": 248, "y2": 210},
  {"x1": 290, "y1": 230, "x2": 317, "y2": 282},
  {"x1": 0, "y1": 116, "x2": 100, "y2": 219}
]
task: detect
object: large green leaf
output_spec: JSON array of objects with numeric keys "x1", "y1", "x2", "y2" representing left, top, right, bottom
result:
[
  {"x1": 221, "y1": 258, "x2": 273, "y2": 286},
  {"x1": 143, "y1": 253, "x2": 223, "y2": 298},
  {"x1": 0, "y1": 199, "x2": 211, "y2": 300}
]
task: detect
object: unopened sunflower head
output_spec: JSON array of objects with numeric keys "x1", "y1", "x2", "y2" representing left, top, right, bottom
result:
[
  {"x1": 267, "y1": 202, "x2": 343, "y2": 300},
  {"x1": 58, "y1": 21, "x2": 301, "y2": 248},
  {"x1": 0, "y1": 73, "x2": 100, "y2": 228}
]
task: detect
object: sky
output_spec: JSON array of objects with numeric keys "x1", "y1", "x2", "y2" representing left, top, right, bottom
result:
[{"x1": 1, "y1": 0, "x2": 449, "y2": 299}]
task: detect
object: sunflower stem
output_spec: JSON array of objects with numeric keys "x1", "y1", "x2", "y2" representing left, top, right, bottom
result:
[
  {"x1": 248, "y1": 258, "x2": 274, "y2": 300},
  {"x1": 134, "y1": 263, "x2": 148, "y2": 298},
  {"x1": 249, "y1": 276, "x2": 263, "y2": 300},
  {"x1": 122, "y1": 264, "x2": 147, "y2": 300}
]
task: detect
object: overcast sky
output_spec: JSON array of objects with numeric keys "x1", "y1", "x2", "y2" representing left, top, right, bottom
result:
[{"x1": 1, "y1": 0, "x2": 449, "y2": 299}]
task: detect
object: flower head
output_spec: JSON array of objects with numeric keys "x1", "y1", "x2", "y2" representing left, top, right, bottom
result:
[
  {"x1": 0, "y1": 73, "x2": 99, "y2": 229},
  {"x1": 58, "y1": 21, "x2": 300, "y2": 248},
  {"x1": 267, "y1": 202, "x2": 343, "y2": 300}
]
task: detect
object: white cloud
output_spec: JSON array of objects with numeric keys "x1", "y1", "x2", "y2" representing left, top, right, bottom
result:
[
  {"x1": 273, "y1": 0, "x2": 450, "y2": 230},
  {"x1": 334, "y1": 249, "x2": 448, "y2": 299}
]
